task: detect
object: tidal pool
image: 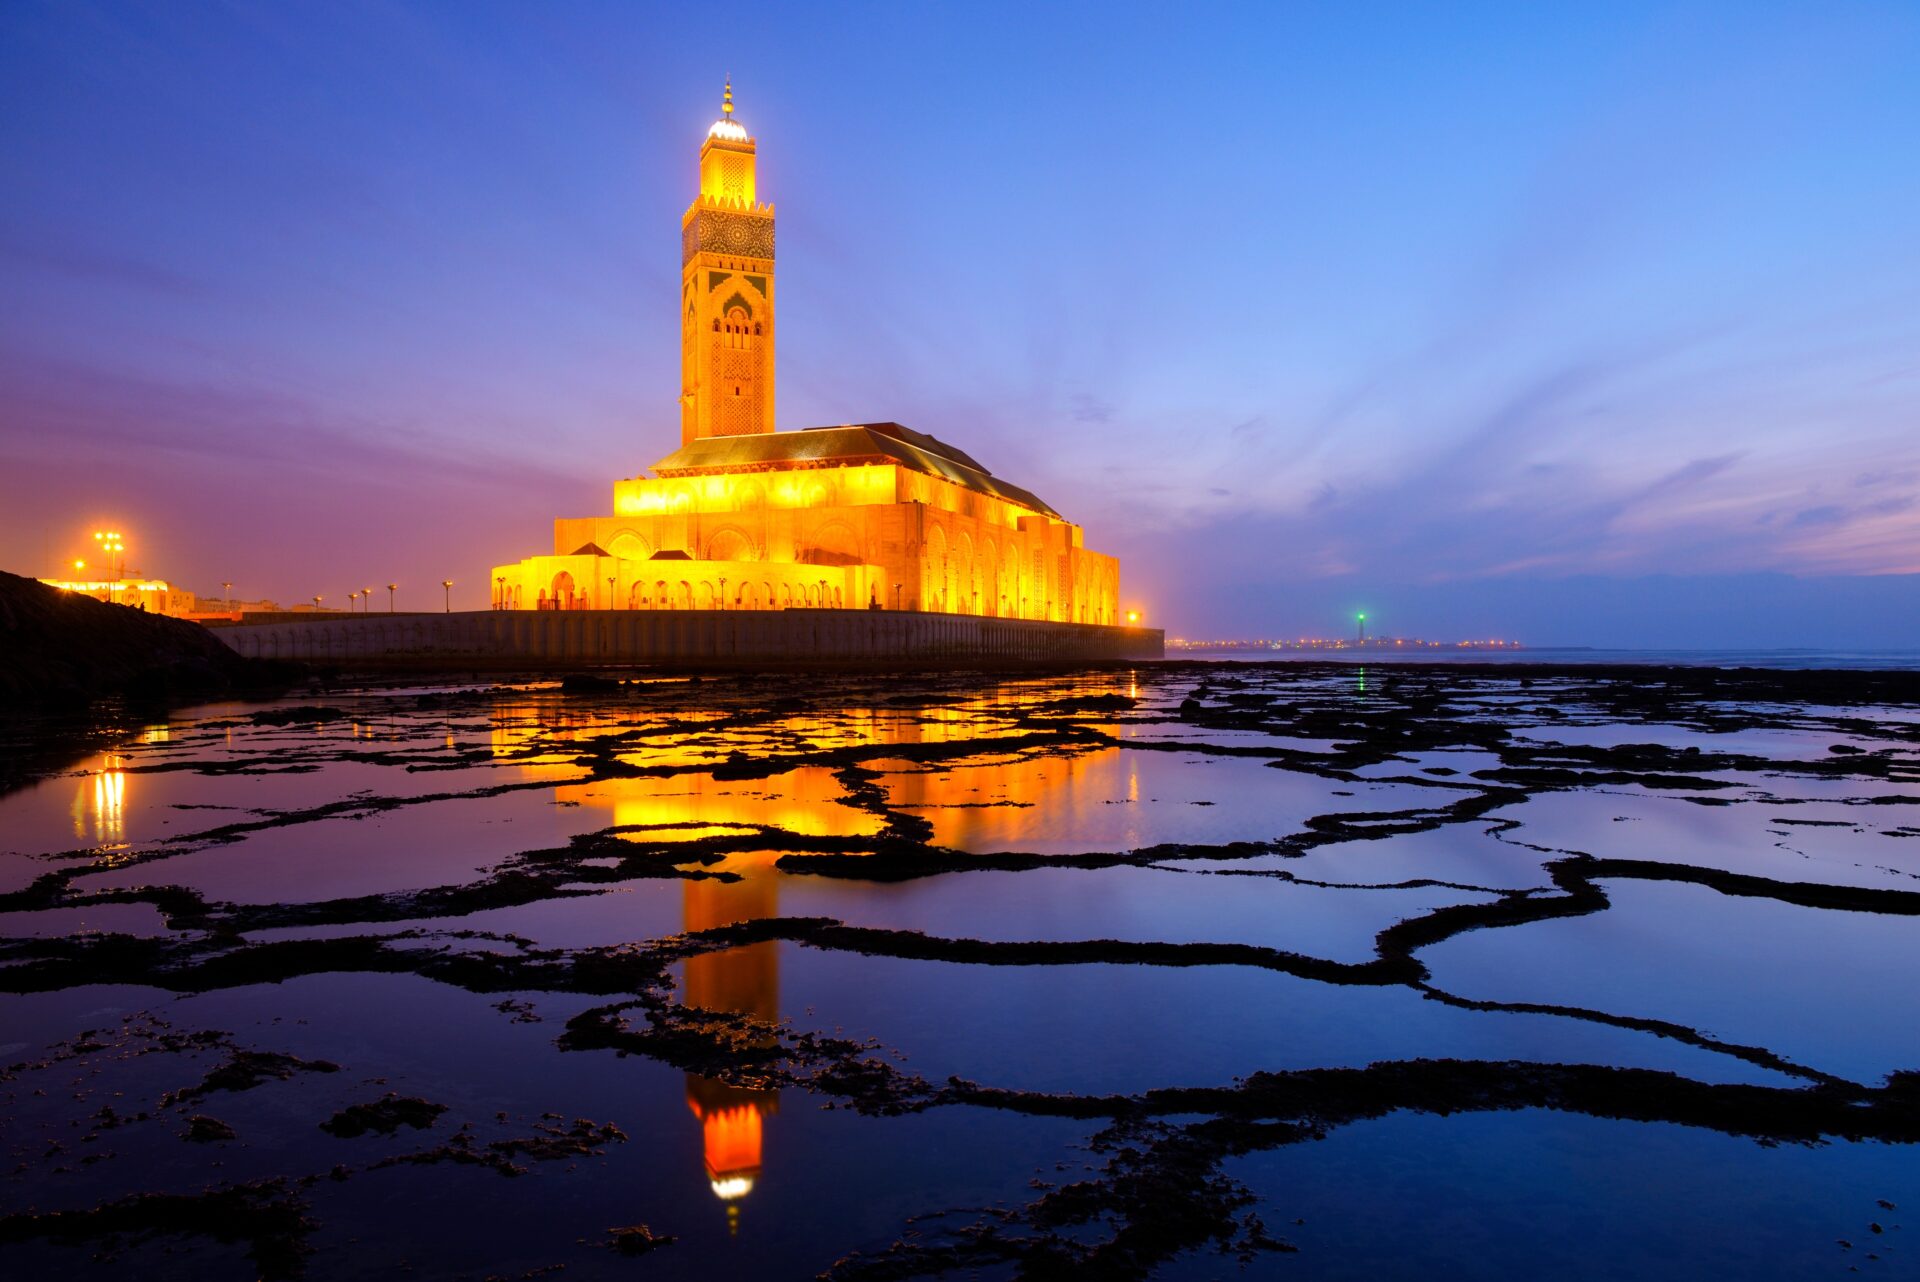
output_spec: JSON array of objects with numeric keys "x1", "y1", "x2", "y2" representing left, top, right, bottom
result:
[{"x1": 1, "y1": 662, "x2": 1916, "y2": 1279}]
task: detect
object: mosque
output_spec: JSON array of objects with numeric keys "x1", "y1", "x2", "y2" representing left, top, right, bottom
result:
[{"x1": 489, "y1": 85, "x2": 1122, "y2": 623}]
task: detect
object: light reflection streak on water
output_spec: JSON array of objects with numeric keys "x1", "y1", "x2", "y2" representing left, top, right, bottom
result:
[{"x1": 71, "y1": 755, "x2": 128, "y2": 848}]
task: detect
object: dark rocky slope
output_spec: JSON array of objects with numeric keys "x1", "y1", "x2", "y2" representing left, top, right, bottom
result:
[{"x1": 0, "y1": 569, "x2": 291, "y2": 713}]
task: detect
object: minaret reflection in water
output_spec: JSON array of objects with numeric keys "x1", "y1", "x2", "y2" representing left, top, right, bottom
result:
[
  {"x1": 680, "y1": 855, "x2": 781, "y2": 1230},
  {"x1": 488, "y1": 681, "x2": 1135, "y2": 1224}
]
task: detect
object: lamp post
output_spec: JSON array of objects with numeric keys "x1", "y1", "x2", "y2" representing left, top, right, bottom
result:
[
  {"x1": 348, "y1": 591, "x2": 359, "y2": 613},
  {"x1": 93, "y1": 531, "x2": 125, "y2": 603},
  {"x1": 493, "y1": 577, "x2": 505, "y2": 611},
  {"x1": 607, "y1": 575, "x2": 617, "y2": 610},
  {"x1": 441, "y1": 580, "x2": 454, "y2": 613},
  {"x1": 313, "y1": 595, "x2": 323, "y2": 612},
  {"x1": 364, "y1": 587, "x2": 374, "y2": 615},
  {"x1": 387, "y1": 583, "x2": 397, "y2": 613},
  {"x1": 223, "y1": 581, "x2": 233, "y2": 612},
  {"x1": 718, "y1": 576, "x2": 727, "y2": 610},
  {"x1": 894, "y1": 582, "x2": 902, "y2": 610}
]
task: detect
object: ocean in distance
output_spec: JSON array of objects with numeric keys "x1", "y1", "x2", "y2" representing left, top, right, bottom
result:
[{"x1": 1176, "y1": 645, "x2": 1920, "y2": 671}]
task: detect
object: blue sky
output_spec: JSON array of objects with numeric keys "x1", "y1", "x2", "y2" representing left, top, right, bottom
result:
[{"x1": 3, "y1": 1, "x2": 1917, "y2": 644}]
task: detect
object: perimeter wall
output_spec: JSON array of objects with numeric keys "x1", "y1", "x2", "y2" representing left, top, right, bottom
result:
[{"x1": 208, "y1": 609, "x2": 1163, "y2": 668}]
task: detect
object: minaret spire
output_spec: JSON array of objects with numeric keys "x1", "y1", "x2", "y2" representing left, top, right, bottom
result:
[{"x1": 684, "y1": 79, "x2": 774, "y2": 444}]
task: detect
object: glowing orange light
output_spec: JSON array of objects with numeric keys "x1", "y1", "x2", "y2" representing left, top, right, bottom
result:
[{"x1": 693, "y1": 1102, "x2": 763, "y2": 1198}]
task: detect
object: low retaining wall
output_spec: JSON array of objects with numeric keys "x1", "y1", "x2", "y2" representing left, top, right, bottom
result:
[{"x1": 209, "y1": 609, "x2": 1164, "y2": 668}]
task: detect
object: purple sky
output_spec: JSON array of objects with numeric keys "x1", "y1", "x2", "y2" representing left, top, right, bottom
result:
[{"x1": 3, "y1": 2, "x2": 1917, "y2": 645}]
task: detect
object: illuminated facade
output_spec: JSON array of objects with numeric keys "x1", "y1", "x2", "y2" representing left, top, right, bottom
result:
[
  {"x1": 491, "y1": 84, "x2": 1121, "y2": 623},
  {"x1": 38, "y1": 576, "x2": 197, "y2": 617}
]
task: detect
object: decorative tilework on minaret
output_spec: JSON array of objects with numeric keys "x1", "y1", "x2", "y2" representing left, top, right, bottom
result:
[{"x1": 680, "y1": 79, "x2": 776, "y2": 446}]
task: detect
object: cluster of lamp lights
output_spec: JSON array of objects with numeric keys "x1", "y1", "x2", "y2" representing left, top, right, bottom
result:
[
  {"x1": 312, "y1": 581, "x2": 458, "y2": 614},
  {"x1": 67, "y1": 530, "x2": 130, "y2": 602}
]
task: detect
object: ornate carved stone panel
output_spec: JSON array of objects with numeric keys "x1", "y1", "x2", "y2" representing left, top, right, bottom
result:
[{"x1": 683, "y1": 210, "x2": 775, "y2": 264}]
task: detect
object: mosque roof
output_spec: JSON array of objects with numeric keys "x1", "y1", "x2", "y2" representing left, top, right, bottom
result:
[{"x1": 649, "y1": 423, "x2": 1062, "y2": 519}]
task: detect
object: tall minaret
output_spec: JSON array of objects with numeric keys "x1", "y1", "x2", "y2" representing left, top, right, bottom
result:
[{"x1": 680, "y1": 79, "x2": 776, "y2": 446}]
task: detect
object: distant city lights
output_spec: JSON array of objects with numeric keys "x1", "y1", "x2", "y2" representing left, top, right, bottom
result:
[{"x1": 1167, "y1": 636, "x2": 1521, "y2": 652}]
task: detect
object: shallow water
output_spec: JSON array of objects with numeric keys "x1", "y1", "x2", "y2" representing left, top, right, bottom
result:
[{"x1": 1, "y1": 662, "x2": 1916, "y2": 1279}]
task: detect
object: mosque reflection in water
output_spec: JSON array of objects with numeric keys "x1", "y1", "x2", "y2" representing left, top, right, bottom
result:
[{"x1": 491, "y1": 685, "x2": 1130, "y2": 1222}]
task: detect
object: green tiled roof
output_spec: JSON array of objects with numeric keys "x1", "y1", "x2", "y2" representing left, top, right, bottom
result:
[{"x1": 649, "y1": 422, "x2": 1061, "y2": 519}]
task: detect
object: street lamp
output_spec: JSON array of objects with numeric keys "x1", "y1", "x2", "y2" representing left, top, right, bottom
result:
[
  {"x1": 441, "y1": 580, "x2": 454, "y2": 612},
  {"x1": 894, "y1": 582, "x2": 902, "y2": 610},
  {"x1": 313, "y1": 595, "x2": 323, "y2": 612},
  {"x1": 607, "y1": 574, "x2": 617, "y2": 610},
  {"x1": 387, "y1": 583, "x2": 397, "y2": 613},
  {"x1": 348, "y1": 591, "x2": 360, "y2": 613},
  {"x1": 1126, "y1": 609, "x2": 1141, "y2": 625},
  {"x1": 93, "y1": 530, "x2": 126, "y2": 602},
  {"x1": 364, "y1": 587, "x2": 374, "y2": 615},
  {"x1": 494, "y1": 577, "x2": 505, "y2": 610},
  {"x1": 223, "y1": 582, "x2": 234, "y2": 612},
  {"x1": 718, "y1": 576, "x2": 727, "y2": 610}
]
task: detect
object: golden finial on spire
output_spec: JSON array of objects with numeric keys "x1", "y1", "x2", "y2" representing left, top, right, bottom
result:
[{"x1": 706, "y1": 76, "x2": 747, "y2": 141}]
